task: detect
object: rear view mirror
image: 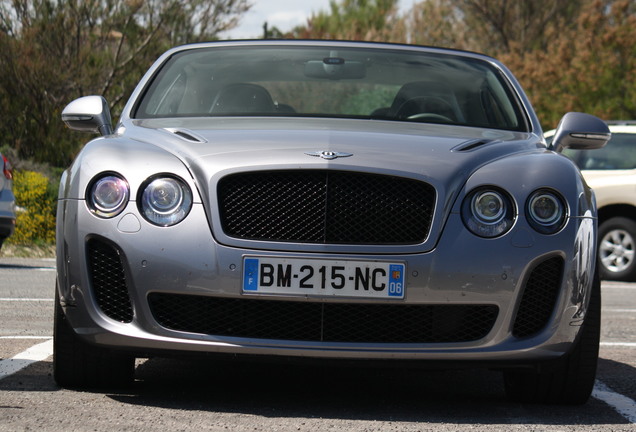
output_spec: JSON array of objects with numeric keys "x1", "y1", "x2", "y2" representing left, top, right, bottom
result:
[{"x1": 304, "y1": 57, "x2": 366, "y2": 80}]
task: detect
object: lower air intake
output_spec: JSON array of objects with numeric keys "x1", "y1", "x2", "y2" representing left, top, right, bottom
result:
[
  {"x1": 87, "y1": 238, "x2": 133, "y2": 323},
  {"x1": 148, "y1": 293, "x2": 498, "y2": 343}
]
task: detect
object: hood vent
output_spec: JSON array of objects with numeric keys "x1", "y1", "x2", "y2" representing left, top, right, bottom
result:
[
  {"x1": 164, "y1": 128, "x2": 207, "y2": 143},
  {"x1": 452, "y1": 139, "x2": 494, "y2": 152}
]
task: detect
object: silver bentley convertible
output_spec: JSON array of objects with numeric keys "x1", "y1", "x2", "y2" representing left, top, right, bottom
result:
[{"x1": 55, "y1": 40, "x2": 610, "y2": 404}]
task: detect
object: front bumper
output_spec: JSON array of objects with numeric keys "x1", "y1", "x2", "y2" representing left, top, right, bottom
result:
[{"x1": 56, "y1": 199, "x2": 595, "y2": 364}]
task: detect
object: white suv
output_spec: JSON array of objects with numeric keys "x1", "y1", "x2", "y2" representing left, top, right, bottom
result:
[
  {"x1": 548, "y1": 122, "x2": 636, "y2": 280},
  {"x1": 0, "y1": 152, "x2": 15, "y2": 250}
]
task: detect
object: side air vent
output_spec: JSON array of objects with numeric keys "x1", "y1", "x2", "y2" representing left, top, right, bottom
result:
[
  {"x1": 452, "y1": 139, "x2": 494, "y2": 152},
  {"x1": 164, "y1": 128, "x2": 207, "y2": 143}
]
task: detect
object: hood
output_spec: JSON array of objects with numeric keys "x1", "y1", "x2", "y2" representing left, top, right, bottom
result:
[{"x1": 126, "y1": 117, "x2": 539, "y2": 182}]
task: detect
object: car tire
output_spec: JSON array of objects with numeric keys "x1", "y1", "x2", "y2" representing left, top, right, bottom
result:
[
  {"x1": 503, "y1": 270, "x2": 600, "y2": 405},
  {"x1": 598, "y1": 217, "x2": 636, "y2": 281},
  {"x1": 53, "y1": 287, "x2": 135, "y2": 389}
]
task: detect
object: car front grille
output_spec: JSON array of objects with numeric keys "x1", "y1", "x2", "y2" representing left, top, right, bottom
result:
[
  {"x1": 217, "y1": 170, "x2": 436, "y2": 244},
  {"x1": 147, "y1": 293, "x2": 498, "y2": 343},
  {"x1": 512, "y1": 256, "x2": 564, "y2": 338},
  {"x1": 87, "y1": 238, "x2": 134, "y2": 323}
]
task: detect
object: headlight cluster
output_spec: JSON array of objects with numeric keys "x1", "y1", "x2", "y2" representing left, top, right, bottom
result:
[
  {"x1": 461, "y1": 186, "x2": 567, "y2": 238},
  {"x1": 87, "y1": 173, "x2": 192, "y2": 226}
]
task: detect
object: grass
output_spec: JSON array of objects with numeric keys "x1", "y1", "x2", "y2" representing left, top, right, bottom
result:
[{"x1": 0, "y1": 243, "x2": 56, "y2": 258}]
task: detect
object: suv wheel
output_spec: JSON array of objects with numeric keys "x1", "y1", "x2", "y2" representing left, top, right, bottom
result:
[{"x1": 598, "y1": 217, "x2": 636, "y2": 281}]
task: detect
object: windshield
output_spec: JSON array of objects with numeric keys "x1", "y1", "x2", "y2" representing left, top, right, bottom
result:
[{"x1": 133, "y1": 45, "x2": 527, "y2": 131}]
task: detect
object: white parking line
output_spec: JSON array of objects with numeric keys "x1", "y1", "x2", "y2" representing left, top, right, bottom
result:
[
  {"x1": 600, "y1": 342, "x2": 636, "y2": 348},
  {"x1": 0, "y1": 298, "x2": 53, "y2": 302},
  {"x1": 603, "y1": 308, "x2": 636, "y2": 313},
  {"x1": 603, "y1": 284, "x2": 636, "y2": 289},
  {"x1": 0, "y1": 336, "x2": 52, "y2": 339},
  {"x1": 593, "y1": 380, "x2": 636, "y2": 424},
  {"x1": 0, "y1": 266, "x2": 55, "y2": 271},
  {"x1": 0, "y1": 339, "x2": 53, "y2": 380}
]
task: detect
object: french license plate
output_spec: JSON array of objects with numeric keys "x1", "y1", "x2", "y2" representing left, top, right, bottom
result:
[{"x1": 242, "y1": 257, "x2": 405, "y2": 299}]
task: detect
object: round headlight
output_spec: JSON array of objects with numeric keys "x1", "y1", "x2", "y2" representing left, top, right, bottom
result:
[
  {"x1": 527, "y1": 190, "x2": 567, "y2": 234},
  {"x1": 140, "y1": 176, "x2": 192, "y2": 226},
  {"x1": 88, "y1": 174, "x2": 129, "y2": 218},
  {"x1": 462, "y1": 188, "x2": 515, "y2": 238}
]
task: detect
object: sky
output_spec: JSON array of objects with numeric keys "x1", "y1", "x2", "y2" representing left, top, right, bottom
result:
[{"x1": 220, "y1": 0, "x2": 414, "y2": 40}]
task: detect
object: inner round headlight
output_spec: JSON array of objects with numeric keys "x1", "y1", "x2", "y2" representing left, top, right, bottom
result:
[
  {"x1": 472, "y1": 191, "x2": 505, "y2": 224},
  {"x1": 140, "y1": 176, "x2": 192, "y2": 226},
  {"x1": 88, "y1": 174, "x2": 129, "y2": 218},
  {"x1": 462, "y1": 187, "x2": 515, "y2": 238},
  {"x1": 527, "y1": 190, "x2": 567, "y2": 234}
]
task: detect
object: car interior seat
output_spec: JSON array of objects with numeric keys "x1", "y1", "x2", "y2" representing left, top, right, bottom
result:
[{"x1": 211, "y1": 83, "x2": 276, "y2": 114}]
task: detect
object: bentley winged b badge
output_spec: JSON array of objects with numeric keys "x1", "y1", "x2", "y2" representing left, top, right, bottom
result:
[{"x1": 305, "y1": 151, "x2": 353, "y2": 160}]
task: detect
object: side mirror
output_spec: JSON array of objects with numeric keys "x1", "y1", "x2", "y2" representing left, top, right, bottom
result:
[
  {"x1": 550, "y1": 112, "x2": 610, "y2": 153},
  {"x1": 61, "y1": 95, "x2": 113, "y2": 136}
]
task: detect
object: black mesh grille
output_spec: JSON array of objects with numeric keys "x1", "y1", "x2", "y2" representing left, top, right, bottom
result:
[
  {"x1": 87, "y1": 238, "x2": 134, "y2": 323},
  {"x1": 512, "y1": 257, "x2": 564, "y2": 338},
  {"x1": 217, "y1": 170, "x2": 436, "y2": 244},
  {"x1": 147, "y1": 293, "x2": 498, "y2": 343}
]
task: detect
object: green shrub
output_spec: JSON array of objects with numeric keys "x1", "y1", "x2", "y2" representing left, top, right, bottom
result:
[{"x1": 8, "y1": 170, "x2": 56, "y2": 245}]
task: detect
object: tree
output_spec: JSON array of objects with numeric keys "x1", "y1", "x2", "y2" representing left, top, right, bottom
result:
[
  {"x1": 0, "y1": 0, "x2": 251, "y2": 167},
  {"x1": 454, "y1": 0, "x2": 586, "y2": 53},
  {"x1": 289, "y1": 0, "x2": 399, "y2": 41},
  {"x1": 501, "y1": 0, "x2": 636, "y2": 127},
  {"x1": 399, "y1": 0, "x2": 587, "y2": 53},
  {"x1": 394, "y1": 0, "x2": 466, "y2": 47}
]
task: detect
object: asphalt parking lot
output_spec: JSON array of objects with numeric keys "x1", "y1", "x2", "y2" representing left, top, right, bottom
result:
[{"x1": 1, "y1": 256, "x2": 635, "y2": 431}]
